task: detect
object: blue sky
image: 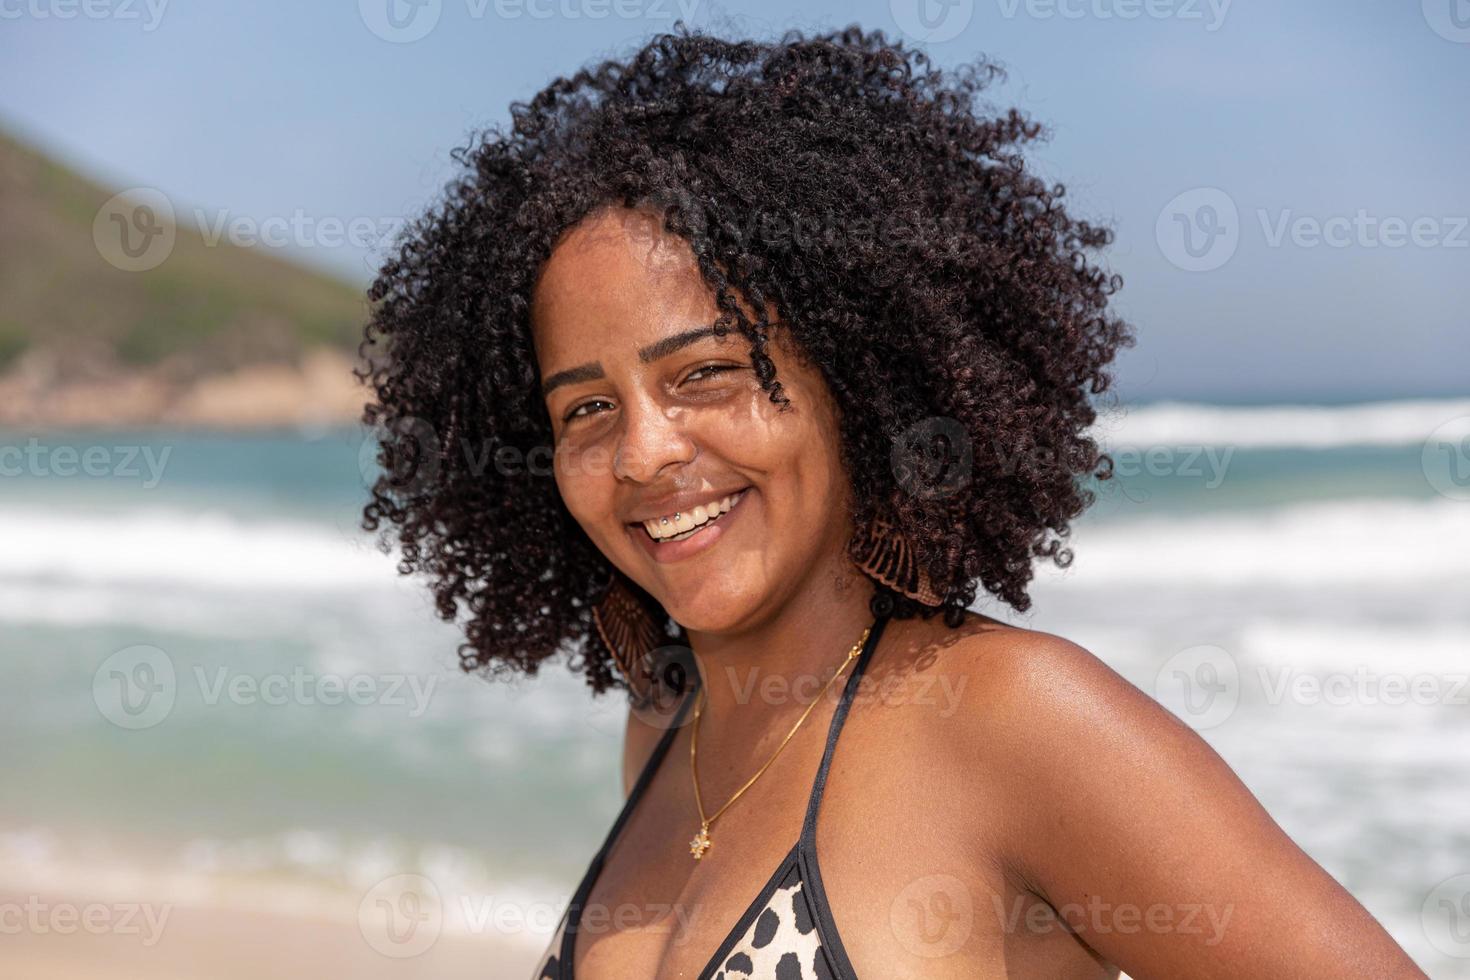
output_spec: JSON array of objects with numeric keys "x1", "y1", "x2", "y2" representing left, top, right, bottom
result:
[{"x1": 2, "y1": 0, "x2": 1466, "y2": 402}]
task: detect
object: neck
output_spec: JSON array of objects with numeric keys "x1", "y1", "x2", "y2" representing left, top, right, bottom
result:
[{"x1": 683, "y1": 558, "x2": 879, "y2": 734}]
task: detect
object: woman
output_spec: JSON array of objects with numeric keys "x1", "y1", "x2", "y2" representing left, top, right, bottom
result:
[{"x1": 357, "y1": 24, "x2": 1426, "y2": 980}]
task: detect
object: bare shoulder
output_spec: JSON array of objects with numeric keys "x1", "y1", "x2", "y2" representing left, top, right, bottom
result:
[
  {"x1": 870, "y1": 612, "x2": 1428, "y2": 977},
  {"x1": 928, "y1": 613, "x2": 1223, "y2": 781},
  {"x1": 871, "y1": 610, "x2": 1237, "y2": 859},
  {"x1": 874, "y1": 609, "x2": 1173, "y2": 745}
]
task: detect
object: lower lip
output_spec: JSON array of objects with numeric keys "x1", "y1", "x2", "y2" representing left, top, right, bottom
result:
[{"x1": 628, "y1": 489, "x2": 752, "y2": 564}]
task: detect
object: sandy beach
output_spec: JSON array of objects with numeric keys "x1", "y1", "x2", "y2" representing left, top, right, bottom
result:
[{"x1": 1, "y1": 889, "x2": 542, "y2": 980}]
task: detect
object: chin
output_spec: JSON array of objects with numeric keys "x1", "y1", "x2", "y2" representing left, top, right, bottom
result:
[{"x1": 650, "y1": 575, "x2": 766, "y2": 636}]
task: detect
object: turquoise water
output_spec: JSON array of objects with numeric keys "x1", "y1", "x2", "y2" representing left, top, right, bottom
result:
[{"x1": 2, "y1": 398, "x2": 1468, "y2": 973}]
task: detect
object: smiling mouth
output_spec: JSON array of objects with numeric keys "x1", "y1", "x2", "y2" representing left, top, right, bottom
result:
[{"x1": 635, "y1": 488, "x2": 750, "y2": 542}]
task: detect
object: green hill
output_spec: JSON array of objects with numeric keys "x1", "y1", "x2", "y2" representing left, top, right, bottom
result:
[{"x1": 0, "y1": 128, "x2": 369, "y2": 381}]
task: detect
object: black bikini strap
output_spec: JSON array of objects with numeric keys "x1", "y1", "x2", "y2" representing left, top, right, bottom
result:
[
  {"x1": 560, "y1": 674, "x2": 701, "y2": 965},
  {"x1": 801, "y1": 611, "x2": 890, "y2": 837},
  {"x1": 599, "y1": 675, "x2": 702, "y2": 853}
]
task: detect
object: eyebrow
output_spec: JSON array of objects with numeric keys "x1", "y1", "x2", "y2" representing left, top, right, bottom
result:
[{"x1": 539, "y1": 324, "x2": 728, "y2": 398}]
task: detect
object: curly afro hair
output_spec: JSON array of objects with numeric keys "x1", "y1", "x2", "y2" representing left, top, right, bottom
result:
[{"x1": 356, "y1": 22, "x2": 1134, "y2": 695}]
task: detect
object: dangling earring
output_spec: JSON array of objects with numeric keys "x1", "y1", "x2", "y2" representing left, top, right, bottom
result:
[
  {"x1": 854, "y1": 514, "x2": 943, "y2": 606},
  {"x1": 591, "y1": 573, "x2": 664, "y2": 703}
]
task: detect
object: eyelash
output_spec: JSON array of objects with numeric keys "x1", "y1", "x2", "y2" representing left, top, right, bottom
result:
[{"x1": 562, "y1": 364, "x2": 738, "y2": 422}]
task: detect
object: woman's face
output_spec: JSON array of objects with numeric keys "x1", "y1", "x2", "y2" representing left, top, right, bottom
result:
[{"x1": 530, "y1": 206, "x2": 853, "y2": 632}]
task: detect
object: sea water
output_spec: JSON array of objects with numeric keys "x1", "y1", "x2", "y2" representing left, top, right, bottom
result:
[{"x1": 1, "y1": 397, "x2": 1466, "y2": 976}]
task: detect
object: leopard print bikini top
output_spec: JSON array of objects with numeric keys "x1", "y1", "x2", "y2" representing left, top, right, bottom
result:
[{"x1": 532, "y1": 611, "x2": 892, "y2": 980}]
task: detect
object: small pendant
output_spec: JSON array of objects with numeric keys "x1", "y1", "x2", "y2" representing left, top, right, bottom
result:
[{"x1": 689, "y1": 823, "x2": 711, "y2": 860}]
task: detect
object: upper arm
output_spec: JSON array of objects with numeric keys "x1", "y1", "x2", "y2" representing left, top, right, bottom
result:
[{"x1": 979, "y1": 633, "x2": 1425, "y2": 980}]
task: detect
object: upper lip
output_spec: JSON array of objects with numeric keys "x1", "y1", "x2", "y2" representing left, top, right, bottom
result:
[{"x1": 624, "y1": 486, "x2": 749, "y2": 524}]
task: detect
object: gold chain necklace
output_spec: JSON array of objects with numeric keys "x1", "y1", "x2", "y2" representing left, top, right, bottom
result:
[{"x1": 687, "y1": 623, "x2": 872, "y2": 860}]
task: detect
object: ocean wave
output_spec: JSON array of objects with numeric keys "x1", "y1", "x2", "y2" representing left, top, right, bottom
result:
[
  {"x1": 1235, "y1": 619, "x2": 1469, "y2": 675},
  {"x1": 1, "y1": 496, "x2": 1465, "y2": 611},
  {"x1": 0, "y1": 507, "x2": 400, "y2": 592},
  {"x1": 1044, "y1": 496, "x2": 1470, "y2": 586},
  {"x1": 1095, "y1": 396, "x2": 1470, "y2": 449}
]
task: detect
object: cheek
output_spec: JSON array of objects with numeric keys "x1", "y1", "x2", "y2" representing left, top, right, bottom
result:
[
  {"x1": 761, "y1": 375, "x2": 844, "y2": 472},
  {"x1": 733, "y1": 392, "x2": 847, "y2": 512},
  {"x1": 553, "y1": 444, "x2": 619, "y2": 528}
]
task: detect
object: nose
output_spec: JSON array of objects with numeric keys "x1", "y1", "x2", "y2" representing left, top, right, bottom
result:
[{"x1": 612, "y1": 393, "x2": 697, "y2": 484}]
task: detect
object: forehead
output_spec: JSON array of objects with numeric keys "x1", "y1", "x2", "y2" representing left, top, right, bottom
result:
[{"x1": 530, "y1": 207, "x2": 717, "y2": 366}]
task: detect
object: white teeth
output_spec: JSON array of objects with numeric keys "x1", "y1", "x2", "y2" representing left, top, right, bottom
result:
[{"x1": 640, "y1": 490, "x2": 744, "y2": 541}]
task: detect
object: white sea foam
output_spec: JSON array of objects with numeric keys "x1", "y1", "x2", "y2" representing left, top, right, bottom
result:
[
  {"x1": 1234, "y1": 619, "x2": 1469, "y2": 676},
  {"x1": 1095, "y1": 396, "x2": 1470, "y2": 449},
  {"x1": 1046, "y1": 496, "x2": 1470, "y2": 586},
  {"x1": 0, "y1": 507, "x2": 400, "y2": 592},
  {"x1": 2, "y1": 495, "x2": 1464, "y2": 629}
]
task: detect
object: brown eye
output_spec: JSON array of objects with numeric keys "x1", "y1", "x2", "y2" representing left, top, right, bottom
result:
[
  {"x1": 565, "y1": 399, "x2": 613, "y2": 422},
  {"x1": 684, "y1": 364, "x2": 737, "y2": 383}
]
